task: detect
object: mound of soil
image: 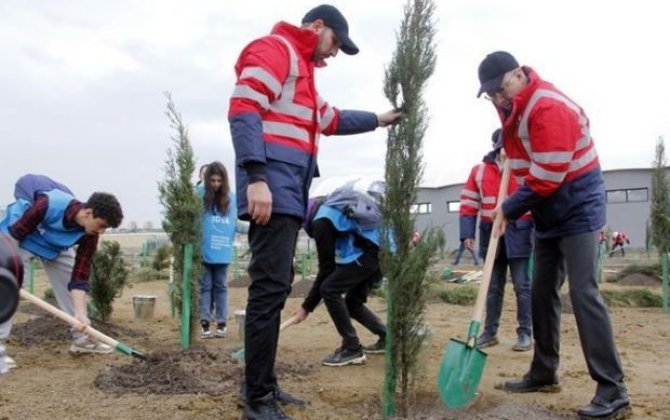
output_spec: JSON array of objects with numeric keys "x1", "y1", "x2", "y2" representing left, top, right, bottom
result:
[
  {"x1": 616, "y1": 273, "x2": 661, "y2": 287},
  {"x1": 9, "y1": 315, "x2": 147, "y2": 345},
  {"x1": 95, "y1": 345, "x2": 314, "y2": 396}
]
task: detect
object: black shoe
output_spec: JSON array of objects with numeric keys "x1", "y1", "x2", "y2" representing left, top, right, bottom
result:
[
  {"x1": 503, "y1": 373, "x2": 561, "y2": 393},
  {"x1": 475, "y1": 332, "x2": 499, "y2": 349},
  {"x1": 241, "y1": 392, "x2": 293, "y2": 420},
  {"x1": 577, "y1": 395, "x2": 631, "y2": 419},
  {"x1": 275, "y1": 390, "x2": 307, "y2": 407},
  {"x1": 513, "y1": 334, "x2": 532, "y2": 352},
  {"x1": 362, "y1": 338, "x2": 385, "y2": 354},
  {"x1": 322, "y1": 346, "x2": 366, "y2": 367}
]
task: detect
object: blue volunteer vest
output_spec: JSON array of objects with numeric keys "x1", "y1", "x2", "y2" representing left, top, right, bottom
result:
[
  {"x1": 0, "y1": 190, "x2": 85, "y2": 260},
  {"x1": 201, "y1": 193, "x2": 237, "y2": 264}
]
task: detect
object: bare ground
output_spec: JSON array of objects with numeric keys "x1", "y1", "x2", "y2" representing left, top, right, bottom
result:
[{"x1": 0, "y1": 273, "x2": 668, "y2": 420}]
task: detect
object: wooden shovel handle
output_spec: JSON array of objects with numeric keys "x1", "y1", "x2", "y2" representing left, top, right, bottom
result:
[
  {"x1": 280, "y1": 314, "x2": 299, "y2": 332},
  {"x1": 19, "y1": 289, "x2": 119, "y2": 348},
  {"x1": 470, "y1": 158, "x2": 512, "y2": 326}
]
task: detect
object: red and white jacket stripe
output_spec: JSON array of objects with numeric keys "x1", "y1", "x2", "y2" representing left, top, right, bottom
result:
[{"x1": 503, "y1": 67, "x2": 599, "y2": 197}]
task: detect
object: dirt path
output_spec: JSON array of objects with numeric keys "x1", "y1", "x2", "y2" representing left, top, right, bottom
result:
[{"x1": 0, "y1": 277, "x2": 668, "y2": 419}]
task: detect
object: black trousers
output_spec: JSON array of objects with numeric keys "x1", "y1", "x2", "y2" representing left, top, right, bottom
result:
[
  {"x1": 321, "y1": 246, "x2": 386, "y2": 350},
  {"x1": 530, "y1": 231, "x2": 627, "y2": 400},
  {"x1": 244, "y1": 215, "x2": 300, "y2": 401}
]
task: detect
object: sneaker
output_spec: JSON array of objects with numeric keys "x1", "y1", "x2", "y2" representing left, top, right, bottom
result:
[
  {"x1": 201, "y1": 320, "x2": 213, "y2": 339},
  {"x1": 322, "y1": 346, "x2": 366, "y2": 367},
  {"x1": 475, "y1": 332, "x2": 499, "y2": 349},
  {"x1": 242, "y1": 391, "x2": 293, "y2": 420},
  {"x1": 69, "y1": 337, "x2": 114, "y2": 354},
  {"x1": 513, "y1": 334, "x2": 532, "y2": 352},
  {"x1": 362, "y1": 338, "x2": 385, "y2": 354},
  {"x1": 215, "y1": 326, "x2": 227, "y2": 338}
]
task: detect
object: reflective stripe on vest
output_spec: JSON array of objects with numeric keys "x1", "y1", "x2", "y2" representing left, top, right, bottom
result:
[
  {"x1": 231, "y1": 34, "x2": 319, "y2": 147},
  {"x1": 517, "y1": 88, "x2": 596, "y2": 181}
]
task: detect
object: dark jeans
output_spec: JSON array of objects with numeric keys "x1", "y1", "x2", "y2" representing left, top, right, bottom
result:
[
  {"x1": 244, "y1": 215, "x2": 301, "y2": 401},
  {"x1": 321, "y1": 247, "x2": 386, "y2": 350},
  {"x1": 530, "y1": 231, "x2": 627, "y2": 400},
  {"x1": 483, "y1": 242, "x2": 532, "y2": 338}
]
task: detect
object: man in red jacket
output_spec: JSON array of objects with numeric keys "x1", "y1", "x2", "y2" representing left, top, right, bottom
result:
[
  {"x1": 229, "y1": 4, "x2": 400, "y2": 419},
  {"x1": 459, "y1": 129, "x2": 533, "y2": 352},
  {"x1": 478, "y1": 51, "x2": 630, "y2": 420}
]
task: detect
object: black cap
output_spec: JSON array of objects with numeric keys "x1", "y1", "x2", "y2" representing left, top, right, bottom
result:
[
  {"x1": 477, "y1": 51, "x2": 519, "y2": 97},
  {"x1": 491, "y1": 128, "x2": 502, "y2": 151},
  {"x1": 302, "y1": 4, "x2": 359, "y2": 55}
]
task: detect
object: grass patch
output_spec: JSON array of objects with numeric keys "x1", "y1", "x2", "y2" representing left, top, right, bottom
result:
[
  {"x1": 130, "y1": 267, "x2": 170, "y2": 283},
  {"x1": 437, "y1": 285, "x2": 477, "y2": 306},
  {"x1": 601, "y1": 288, "x2": 662, "y2": 307}
]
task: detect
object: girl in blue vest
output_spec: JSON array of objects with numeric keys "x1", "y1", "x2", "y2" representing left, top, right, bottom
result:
[{"x1": 199, "y1": 162, "x2": 237, "y2": 338}]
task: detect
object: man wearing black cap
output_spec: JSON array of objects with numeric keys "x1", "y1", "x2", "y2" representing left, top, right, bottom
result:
[
  {"x1": 228, "y1": 4, "x2": 400, "y2": 419},
  {"x1": 477, "y1": 51, "x2": 630, "y2": 419},
  {"x1": 459, "y1": 129, "x2": 533, "y2": 353}
]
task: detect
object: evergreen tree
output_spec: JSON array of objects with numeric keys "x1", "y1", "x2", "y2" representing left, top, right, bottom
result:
[
  {"x1": 158, "y1": 92, "x2": 202, "y2": 343},
  {"x1": 651, "y1": 137, "x2": 670, "y2": 253},
  {"x1": 380, "y1": 0, "x2": 439, "y2": 417},
  {"x1": 89, "y1": 240, "x2": 128, "y2": 322}
]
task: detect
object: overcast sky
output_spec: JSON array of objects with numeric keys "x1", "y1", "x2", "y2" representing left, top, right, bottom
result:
[{"x1": 1, "y1": 0, "x2": 668, "y2": 227}]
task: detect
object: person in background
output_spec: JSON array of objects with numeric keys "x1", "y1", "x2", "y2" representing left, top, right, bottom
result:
[
  {"x1": 228, "y1": 4, "x2": 401, "y2": 418},
  {"x1": 0, "y1": 174, "x2": 123, "y2": 369},
  {"x1": 609, "y1": 231, "x2": 630, "y2": 257},
  {"x1": 196, "y1": 164, "x2": 209, "y2": 189},
  {"x1": 478, "y1": 51, "x2": 629, "y2": 419},
  {"x1": 459, "y1": 129, "x2": 533, "y2": 351},
  {"x1": 452, "y1": 240, "x2": 480, "y2": 266},
  {"x1": 198, "y1": 162, "x2": 237, "y2": 339}
]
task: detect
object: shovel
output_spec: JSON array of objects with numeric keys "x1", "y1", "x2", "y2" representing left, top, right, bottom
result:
[
  {"x1": 19, "y1": 289, "x2": 146, "y2": 360},
  {"x1": 437, "y1": 158, "x2": 511, "y2": 408},
  {"x1": 231, "y1": 314, "x2": 299, "y2": 360}
]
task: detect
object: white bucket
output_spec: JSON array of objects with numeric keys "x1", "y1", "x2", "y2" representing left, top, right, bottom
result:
[
  {"x1": 234, "y1": 309, "x2": 246, "y2": 341},
  {"x1": 132, "y1": 295, "x2": 157, "y2": 319}
]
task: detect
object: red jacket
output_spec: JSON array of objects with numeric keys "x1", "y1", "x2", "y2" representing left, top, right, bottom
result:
[
  {"x1": 228, "y1": 22, "x2": 377, "y2": 219},
  {"x1": 460, "y1": 151, "x2": 533, "y2": 259},
  {"x1": 498, "y1": 67, "x2": 605, "y2": 238}
]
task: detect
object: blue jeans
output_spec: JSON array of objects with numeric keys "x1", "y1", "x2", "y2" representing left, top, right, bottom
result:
[
  {"x1": 483, "y1": 243, "x2": 532, "y2": 338},
  {"x1": 200, "y1": 263, "x2": 229, "y2": 324},
  {"x1": 453, "y1": 242, "x2": 479, "y2": 265}
]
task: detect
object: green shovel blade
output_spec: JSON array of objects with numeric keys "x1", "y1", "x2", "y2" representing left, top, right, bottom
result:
[
  {"x1": 115, "y1": 342, "x2": 146, "y2": 360},
  {"x1": 437, "y1": 337, "x2": 487, "y2": 408}
]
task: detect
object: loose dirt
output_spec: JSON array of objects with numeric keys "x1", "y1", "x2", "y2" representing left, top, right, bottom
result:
[{"x1": 1, "y1": 272, "x2": 668, "y2": 420}]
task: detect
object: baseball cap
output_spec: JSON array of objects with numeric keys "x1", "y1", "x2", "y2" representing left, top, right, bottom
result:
[
  {"x1": 302, "y1": 4, "x2": 359, "y2": 55},
  {"x1": 477, "y1": 51, "x2": 519, "y2": 97}
]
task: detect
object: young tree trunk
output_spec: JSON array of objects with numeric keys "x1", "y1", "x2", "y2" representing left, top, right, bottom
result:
[{"x1": 381, "y1": 0, "x2": 438, "y2": 417}]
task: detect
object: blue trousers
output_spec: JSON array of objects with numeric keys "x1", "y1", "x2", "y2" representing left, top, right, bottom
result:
[
  {"x1": 483, "y1": 243, "x2": 532, "y2": 338},
  {"x1": 200, "y1": 263, "x2": 229, "y2": 324}
]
